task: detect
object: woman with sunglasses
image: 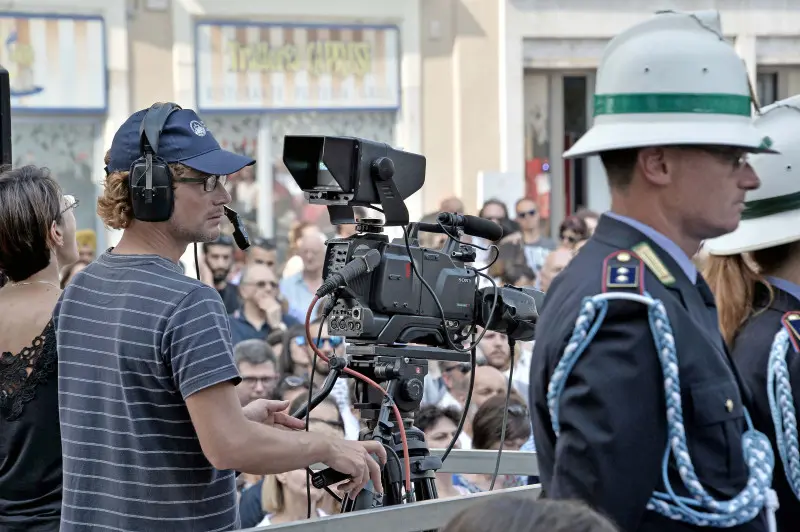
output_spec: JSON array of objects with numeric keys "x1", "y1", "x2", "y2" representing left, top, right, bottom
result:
[{"x1": 0, "y1": 166, "x2": 79, "y2": 531}]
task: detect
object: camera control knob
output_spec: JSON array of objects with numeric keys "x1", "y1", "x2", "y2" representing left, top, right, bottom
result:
[{"x1": 401, "y1": 378, "x2": 424, "y2": 402}]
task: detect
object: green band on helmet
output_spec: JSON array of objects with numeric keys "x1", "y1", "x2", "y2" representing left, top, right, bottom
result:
[
  {"x1": 594, "y1": 94, "x2": 752, "y2": 117},
  {"x1": 741, "y1": 191, "x2": 800, "y2": 220}
]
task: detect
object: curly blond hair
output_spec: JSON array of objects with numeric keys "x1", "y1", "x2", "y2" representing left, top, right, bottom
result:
[{"x1": 96, "y1": 150, "x2": 191, "y2": 230}]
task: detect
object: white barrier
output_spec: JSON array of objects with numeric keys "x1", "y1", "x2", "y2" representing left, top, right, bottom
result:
[{"x1": 243, "y1": 450, "x2": 540, "y2": 532}]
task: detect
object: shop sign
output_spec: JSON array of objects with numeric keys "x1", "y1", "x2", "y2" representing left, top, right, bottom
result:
[
  {"x1": 196, "y1": 22, "x2": 401, "y2": 112},
  {"x1": 0, "y1": 13, "x2": 107, "y2": 113}
]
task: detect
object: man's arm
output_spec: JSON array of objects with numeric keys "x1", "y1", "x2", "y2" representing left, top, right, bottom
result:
[
  {"x1": 166, "y1": 285, "x2": 384, "y2": 492},
  {"x1": 185, "y1": 381, "x2": 329, "y2": 473},
  {"x1": 548, "y1": 299, "x2": 665, "y2": 531}
]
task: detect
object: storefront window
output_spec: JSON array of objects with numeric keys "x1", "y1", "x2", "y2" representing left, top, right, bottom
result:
[
  {"x1": 12, "y1": 121, "x2": 99, "y2": 234},
  {"x1": 523, "y1": 72, "x2": 552, "y2": 235}
]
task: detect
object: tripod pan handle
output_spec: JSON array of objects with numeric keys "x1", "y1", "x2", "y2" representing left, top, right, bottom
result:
[{"x1": 311, "y1": 467, "x2": 350, "y2": 489}]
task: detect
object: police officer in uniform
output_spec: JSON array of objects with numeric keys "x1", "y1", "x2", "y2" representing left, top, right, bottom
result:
[
  {"x1": 704, "y1": 96, "x2": 800, "y2": 531},
  {"x1": 529, "y1": 10, "x2": 778, "y2": 532}
]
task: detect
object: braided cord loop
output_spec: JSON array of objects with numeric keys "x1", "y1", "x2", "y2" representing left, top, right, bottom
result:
[
  {"x1": 767, "y1": 327, "x2": 800, "y2": 499},
  {"x1": 547, "y1": 292, "x2": 775, "y2": 527}
]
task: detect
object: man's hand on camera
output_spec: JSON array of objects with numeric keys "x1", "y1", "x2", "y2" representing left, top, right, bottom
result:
[
  {"x1": 325, "y1": 439, "x2": 387, "y2": 497},
  {"x1": 243, "y1": 399, "x2": 305, "y2": 430}
]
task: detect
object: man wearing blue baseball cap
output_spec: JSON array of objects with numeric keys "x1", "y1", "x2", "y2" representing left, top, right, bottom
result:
[{"x1": 53, "y1": 104, "x2": 386, "y2": 531}]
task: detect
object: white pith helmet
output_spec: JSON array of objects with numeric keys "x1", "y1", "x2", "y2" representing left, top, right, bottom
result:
[
  {"x1": 564, "y1": 10, "x2": 776, "y2": 159},
  {"x1": 704, "y1": 95, "x2": 800, "y2": 256}
]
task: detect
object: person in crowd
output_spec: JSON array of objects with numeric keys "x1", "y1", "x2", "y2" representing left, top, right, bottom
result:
[
  {"x1": 281, "y1": 324, "x2": 314, "y2": 377},
  {"x1": 229, "y1": 263, "x2": 298, "y2": 345},
  {"x1": 497, "y1": 197, "x2": 557, "y2": 275},
  {"x1": 281, "y1": 221, "x2": 316, "y2": 280},
  {"x1": 441, "y1": 498, "x2": 619, "y2": 532},
  {"x1": 557, "y1": 215, "x2": 590, "y2": 252},
  {"x1": 456, "y1": 393, "x2": 531, "y2": 492},
  {"x1": 440, "y1": 196, "x2": 465, "y2": 214},
  {"x1": 501, "y1": 262, "x2": 536, "y2": 287},
  {"x1": 438, "y1": 364, "x2": 508, "y2": 449},
  {"x1": 234, "y1": 339, "x2": 280, "y2": 406},
  {"x1": 229, "y1": 236, "x2": 278, "y2": 285},
  {"x1": 273, "y1": 374, "x2": 315, "y2": 406},
  {"x1": 280, "y1": 226, "x2": 327, "y2": 322},
  {"x1": 301, "y1": 317, "x2": 361, "y2": 439},
  {"x1": 479, "y1": 198, "x2": 518, "y2": 236},
  {"x1": 536, "y1": 247, "x2": 573, "y2": 292},
  {"x1": 704, "y1": 96, "x2": 800, "y2": 531},
  {"x1": 0, "y1": 166, "x2": 79, "y2": 531},
  {"x1": 575, "y1": 207, "x2": 601, "y2": 236},
  {"x1": 54, "y1": 104, "x2": 385, "y2": 531},
  {"x1": 529, "y1": 11, "x2": 772, "y2": 532},
  {"x1": 266, "y1": 328, "x2": 287, "y2": 369},
  {"x1": 59, "y1": 259, "x2": 89, "y2": 289},
  {"x1": 476, "y1": 328, "x2": 529, "y2": 398},
  {"x1": 413, "y1": 405, "x2": 472, "y2": 499},
  {"x1": 239, "y1": 395, "x2": 345, "y2": 527},
  {"x1": 74, "y1": 228, "x2": 96, "y2": 262},
  {"x1": 202, "y1": 234, "x2": 239, "y2": 312}
]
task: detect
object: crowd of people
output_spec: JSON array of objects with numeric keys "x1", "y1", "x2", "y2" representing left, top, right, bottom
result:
[
  {"x1": 9, "y1": 8, "x2": 800, "y2": 532},
  {"x1": 0, "y1": 99, "x2": 618, "y2": 532}
]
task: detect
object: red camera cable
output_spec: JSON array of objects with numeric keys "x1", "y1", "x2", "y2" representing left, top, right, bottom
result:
[{"x1": 304, "y1": 295, "x2": 412, "y2": 495}]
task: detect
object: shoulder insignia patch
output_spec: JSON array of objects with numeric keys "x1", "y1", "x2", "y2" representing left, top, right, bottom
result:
[
  {"x1": 781, "y1": 312, "x2": 800, "y2": 353},
  {"x1": 602, "y1": 250, "x2": 645, "y2": 294},
  {"x1": 632, "y1": 242, "x2": 676, "y2": 286}
]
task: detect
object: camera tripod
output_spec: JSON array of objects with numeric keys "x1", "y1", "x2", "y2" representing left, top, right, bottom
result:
[{"x1": 298, "y1": 344, "x2": 470, "y2": 514}]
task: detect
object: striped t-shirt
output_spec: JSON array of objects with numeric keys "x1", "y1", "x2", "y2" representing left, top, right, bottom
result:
[{"x1": 54, "y1": 251, "x2": 241, "y2": 531}]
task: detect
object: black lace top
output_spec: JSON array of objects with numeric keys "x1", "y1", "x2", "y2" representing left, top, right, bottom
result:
[{"x1": 0, "y1": 320, "x2": 62, "y2": 531}]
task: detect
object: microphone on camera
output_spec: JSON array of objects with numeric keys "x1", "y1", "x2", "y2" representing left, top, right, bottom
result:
[{"x1": 436, "y1": 212, "x2": 504, "y2": 242}]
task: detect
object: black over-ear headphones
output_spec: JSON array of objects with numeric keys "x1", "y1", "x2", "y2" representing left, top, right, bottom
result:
[{"x1": 129, "y1": 102, "x2": 182, "y2": 222}]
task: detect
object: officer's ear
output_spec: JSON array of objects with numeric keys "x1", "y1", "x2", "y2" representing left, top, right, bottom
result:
[{"x1": 638, "y1": 147, "x2": 672, "y2": 187}]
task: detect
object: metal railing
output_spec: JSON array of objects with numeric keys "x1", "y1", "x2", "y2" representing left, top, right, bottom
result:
[{"x1": 242, "y1": 450, "x2": 540, "y2": 532}]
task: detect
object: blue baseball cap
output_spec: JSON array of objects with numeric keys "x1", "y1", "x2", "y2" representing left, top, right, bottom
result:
[{"x1": 106, "y1": 107, "x2": 255, "y2": 175}]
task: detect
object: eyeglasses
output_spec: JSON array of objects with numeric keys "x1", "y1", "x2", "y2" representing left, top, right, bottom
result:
[
  {"x1": 175, "y1": 174, "x2": 228, "y2": 192},
  {"x1": 294, "y1": 335, "x2": 344, "y2": 348},
  {"x1": 241, "y1": 376, "x2": 278, "y2": 386},
  {"x1": 243, "y1": 280, "x2": 278, "y2": 290},
  {"x1": 60, "y1": 194, "x2": 79, "y2": 215},
  {"x1": 516, "y1": 209, "x2": 537, "y2": 219},
  {"x1": 677, "y1": 145, "x2": 749, "y2": 170}
]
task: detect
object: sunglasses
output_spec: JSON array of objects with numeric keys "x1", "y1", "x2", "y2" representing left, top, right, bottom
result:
[
  {"x1": 561, "y1": 234, "x2": 580, "y2": 244},
  {"x1": 60, "y1": 194, "x2": 79, "y2": 215},
  {"x1": 294, "y1": 335, "x2": 344, "y2": 348},
  {"x1": 175, "y1": 174, "x2": 228, "y2": 192},
  {"x1": 281, "y1": 375, "x2": 309, "y2": 389},
  {"x1": 516, "y1": 209, "x2": 537, "y2": 219}
]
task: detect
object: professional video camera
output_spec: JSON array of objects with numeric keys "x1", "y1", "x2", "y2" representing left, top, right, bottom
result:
[{"x1": 283, "y1": 135, "x2": 543, "y2": 513}]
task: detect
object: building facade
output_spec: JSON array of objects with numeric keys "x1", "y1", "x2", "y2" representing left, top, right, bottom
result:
[{"x1": 6, "y1": 0, "x2": 800, "y2": 250}]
